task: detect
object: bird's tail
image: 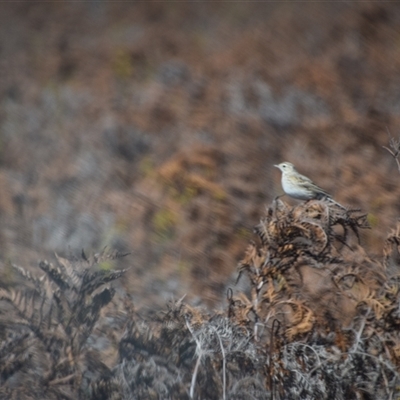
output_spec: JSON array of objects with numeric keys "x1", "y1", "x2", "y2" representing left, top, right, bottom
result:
[{"x1": 324, "y1": 196, "x2": 347, "y2": 210}]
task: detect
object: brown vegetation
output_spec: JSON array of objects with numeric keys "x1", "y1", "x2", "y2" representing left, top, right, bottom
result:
[
  {"x1": 1, "y1": 3, "x2": 400, "y2": 309},
  {"x1": 1, "y1": 200, "x2": 400, "y2": 399},
  {"x1": 2, "y1": 2, "x2": 400, "y2": 399}
]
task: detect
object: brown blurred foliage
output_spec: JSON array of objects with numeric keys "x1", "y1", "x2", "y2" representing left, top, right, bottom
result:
[
  {"x1": 1, "y1": 2, "x2": 400, "y2": 310},
  {"x1": 3, "y1": 2, "x2": 400, "y2": 398}
]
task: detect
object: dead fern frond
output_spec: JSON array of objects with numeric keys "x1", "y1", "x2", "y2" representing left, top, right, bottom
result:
[
  {"x1": 54, "y1": 254, "x2": 82, "y2": 290},
  {"x1": 81, "y1": 268, "x2": 127, "y2": 296},
  {"x1": 0, "y1": 288, "x2": 41, "y2": 324},
  {"x1": 277, "y1": 300, "x2": 315, "y2": 339},
  {"x1": 383, "y1": 220, "x2": 400, "y2": 277},
  {"x1": 383, "y1": 129, "x2": 400, "y2": 173},
  {"x1": 0, "y1": 249, "x2": 127, "y2": 398},
  {"x1": 359, "y1": 297, "x2": 387, "y2": 320},
  {"x1": 39, "y1": 260, "x2": 71, "y2": 291}
]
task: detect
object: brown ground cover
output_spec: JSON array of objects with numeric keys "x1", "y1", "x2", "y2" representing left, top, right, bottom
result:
[{"x1": 0, "y1": 2, "x2": 400, "y2": 311}]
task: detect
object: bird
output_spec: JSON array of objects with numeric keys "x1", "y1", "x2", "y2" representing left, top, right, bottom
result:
[{"x1": 274, "y1": 161, "x2": 332, "y2": 201}]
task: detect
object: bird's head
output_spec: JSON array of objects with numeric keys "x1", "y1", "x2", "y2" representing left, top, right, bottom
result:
[{"x1": 274, "y1": 162, "x2": 296, "y2": 174}]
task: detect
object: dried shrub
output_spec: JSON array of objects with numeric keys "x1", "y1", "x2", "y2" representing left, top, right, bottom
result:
[
  {"x1": 231, "y1": 199, "x2": 400, "y2": 399},
  {"x1": 3, "y1": 200, "x2": 400, "y2": 399},
  {"x1": 0, "y1": 250, "x2": 128, "y2": 400}
]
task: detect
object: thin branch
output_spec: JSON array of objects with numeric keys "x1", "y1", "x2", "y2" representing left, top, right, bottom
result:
[
  {"x1": 214, "y1": 328, "x2": 226, "y2": 400},
  {"x1": 185, "y1": 318, "x2": 203, "y2": 399},
  {"x1": 48, "y1": 373, "x2": 75, "y2": 386},
  {"x1": 383, "y1": 128, "x2": 400, "y2": 173}
]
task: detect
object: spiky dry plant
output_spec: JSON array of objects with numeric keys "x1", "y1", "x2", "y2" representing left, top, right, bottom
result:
[
  {"x1": 92, "y1": 299, "x2": 268, "y2": 400},
  {"x1": 3, "y1": 201, "x2": 400, "y2": 399},
  {"x1": 0, "y1": 249, "x2": 128, "y2": 400},
  {"x1": 91, "y1": 200, "x2": 400, "y2": 400},
  {"x1": 231, "y1": 198, "x2": 400, "y2": 399},
  {"x1": 235, "y1": 199, "x2": 372, "y2": 337},
  {"x1": 383, "y1": 129, "x2": 400, "y2": 173}
]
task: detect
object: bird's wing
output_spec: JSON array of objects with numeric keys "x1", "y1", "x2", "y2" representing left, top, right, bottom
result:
[
  {"x1": 297, "y1": 173, "x2": 313, "y2": 184},
  {"x1": 296, "y1": 174, "x2": 331, "y2": 197}
]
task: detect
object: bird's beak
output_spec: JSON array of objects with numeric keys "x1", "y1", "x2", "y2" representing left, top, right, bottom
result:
[{"x1": 274, "y1": 164, "x2": 279, "y2": 168}]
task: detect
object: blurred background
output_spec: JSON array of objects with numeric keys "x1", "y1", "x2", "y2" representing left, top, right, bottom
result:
[{"x1": 1, "y1": 1, "x2": 400, "y2": 309}]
